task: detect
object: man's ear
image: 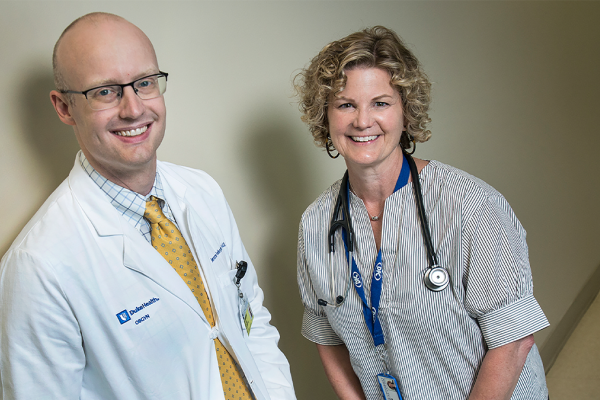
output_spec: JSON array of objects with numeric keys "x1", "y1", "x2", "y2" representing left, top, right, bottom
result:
[{"x1": 50, "y1": 90, "x2": 76, "y2": 126}]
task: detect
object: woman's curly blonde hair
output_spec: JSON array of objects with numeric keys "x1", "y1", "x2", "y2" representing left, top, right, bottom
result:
[{"x1": 294, "y1": 26, "x2": 432, "y2": 153}]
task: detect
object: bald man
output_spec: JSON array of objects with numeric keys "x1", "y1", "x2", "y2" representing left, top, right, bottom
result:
[{"x1": 0, "y1": 13, "x2": 295, "y2": 400}]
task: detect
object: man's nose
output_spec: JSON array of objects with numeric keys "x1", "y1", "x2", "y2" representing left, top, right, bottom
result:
[{"x1": 118, "y1": 86, "x2": 145, "y2": 119}]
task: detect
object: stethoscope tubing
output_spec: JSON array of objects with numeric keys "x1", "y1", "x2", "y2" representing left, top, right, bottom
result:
[
  {"x1": 320, "y1": 171, "x2": 354, "y2": 307},
  {"x1": 320, "y1": 152, "x2": 449, "y2": 307},
  {"x1": 405, "y1": 154, "x2": 449, "y2": 291},
  {"x1": 405, "y1": 154, "x2": 438, "y2": 267}
]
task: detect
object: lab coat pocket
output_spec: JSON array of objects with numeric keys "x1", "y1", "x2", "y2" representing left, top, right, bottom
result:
[
  {"x1": 217, "y1": 269, "x2": 252, "y2": 336},
  {"x1": 217, "y1": 267, "x2": 253, "y2": 296}
]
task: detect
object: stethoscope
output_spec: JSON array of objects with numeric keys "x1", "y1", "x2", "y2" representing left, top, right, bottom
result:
[{"x1": 317, "y1": 153, "x2": 450, "y2": 308}]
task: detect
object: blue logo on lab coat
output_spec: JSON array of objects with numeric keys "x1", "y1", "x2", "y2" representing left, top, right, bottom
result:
[{"x1": 117, "y1": 310, "x2": 131, "y2": 324}]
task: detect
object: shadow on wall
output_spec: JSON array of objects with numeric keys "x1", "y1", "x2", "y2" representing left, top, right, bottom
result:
[
  {"x1": 1, "y1": 70, "x2": 80, "y2": 258},
  {"x1": 243, "y1": 111, "x2": 336, "y2": 400},
  {"x1": 19, "y1": 70, "x2": 80, "y2": 191}
]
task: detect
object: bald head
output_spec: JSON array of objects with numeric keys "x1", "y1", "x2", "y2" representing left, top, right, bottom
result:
[
  {"x1": 49, "y1": 12, "x2": 166, "y2": 193},
  {"x1": 53, "y1": 13, "x2": 158, "y2": 93}
]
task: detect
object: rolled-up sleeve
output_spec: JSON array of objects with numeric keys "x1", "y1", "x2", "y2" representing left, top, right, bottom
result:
[
  {"x1": 462, "y1": 193, "x2": 549, "y2": 349},
  {"x1": 297, "y1": 220, "x2": 344, "y2": 346}
]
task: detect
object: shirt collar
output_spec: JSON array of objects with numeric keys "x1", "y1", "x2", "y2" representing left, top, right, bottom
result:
[{"x1": 79, "y1": 152, "x2": 167, "y2": 231}]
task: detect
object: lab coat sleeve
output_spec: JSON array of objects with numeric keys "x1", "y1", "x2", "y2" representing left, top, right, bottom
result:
[
  {"x1": 221, "y1": 200, "x2": 296, "y2": 399},
  {"x1": 0, "y1": 248, "x2": 85, "y2": 399}
]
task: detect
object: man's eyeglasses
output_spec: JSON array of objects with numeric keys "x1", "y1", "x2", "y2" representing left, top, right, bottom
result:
[{"x1": 60, "y1": 72, "x2": 168, "y2": 111}]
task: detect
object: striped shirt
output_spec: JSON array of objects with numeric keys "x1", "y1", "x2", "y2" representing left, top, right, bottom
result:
[
  {"x1": 79, "y1": 152, "x2": 177, "y2": 242},
  {"x1": 297, "y1": 160, "x2": 549, "y2": 400}
]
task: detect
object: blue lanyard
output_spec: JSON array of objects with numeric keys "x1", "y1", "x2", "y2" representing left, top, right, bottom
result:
[{"x1": 342, "y1": 154, "x2": 410, "y2": 347}]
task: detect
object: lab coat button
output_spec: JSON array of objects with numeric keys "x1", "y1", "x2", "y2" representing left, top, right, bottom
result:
[{"x1": 209, "y1": 326, "x2": 219, "y2": 340}]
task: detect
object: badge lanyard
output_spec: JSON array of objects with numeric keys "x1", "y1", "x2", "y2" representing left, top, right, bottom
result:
[{"x1": 341, "y1": 154, "x2": 410, "y2": 348}]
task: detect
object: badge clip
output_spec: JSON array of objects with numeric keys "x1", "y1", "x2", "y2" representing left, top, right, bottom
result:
[
  {"x1": 234, "y1": 261, "x2": 247, "y2": 287},
  {"x1": 234, "y1": 261, "x2": 253, "y2": 335}
]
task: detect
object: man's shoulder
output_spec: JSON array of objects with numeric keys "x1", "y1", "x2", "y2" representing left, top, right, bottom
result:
[
  {"x1": 2, "y1": 177, "x2": 79, "y2": 265},
  {"x1": 157, "y1": 161, "x2": 219, "y2": 188},
  {"x1": 157, "y1": 161, "x2": 225, "y2": 201}
]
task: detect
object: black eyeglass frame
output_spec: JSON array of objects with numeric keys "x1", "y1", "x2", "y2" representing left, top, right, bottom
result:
[{"x1": 59, "y1": 71, "x2": 169, "y2": 102}]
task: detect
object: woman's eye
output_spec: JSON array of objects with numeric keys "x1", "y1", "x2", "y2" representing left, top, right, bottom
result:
[
  {"x1": 375, "y1": 102, "x2": 389, "y2": 107},
  {"x1": 338, "y1": 103, "x2": 353, "y2": 109}
]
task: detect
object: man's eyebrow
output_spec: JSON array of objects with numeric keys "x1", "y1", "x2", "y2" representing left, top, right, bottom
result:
[{"x1": 88, "y1": 70, "x2": 160, "y2": 87}]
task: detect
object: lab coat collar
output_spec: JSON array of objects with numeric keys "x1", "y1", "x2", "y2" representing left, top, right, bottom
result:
[
  {"x1": 67, "y1": 155, "x2": 210, "y2": 324},
  {"x1": 67, "y1": 153, "x2": 126, "y2": 237}
]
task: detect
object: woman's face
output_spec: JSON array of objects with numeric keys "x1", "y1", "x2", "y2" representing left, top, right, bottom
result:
[{"x1": 327, "y1": 67, "x2": 404, "y2": 171}]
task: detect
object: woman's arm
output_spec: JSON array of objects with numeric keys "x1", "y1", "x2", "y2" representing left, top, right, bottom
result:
[
  {"x1": 468, "y1": 335, "x2": 535, "y2": 400},
  {"x1": 317, "y1": 343, "x2": 366, "y2": 400}
]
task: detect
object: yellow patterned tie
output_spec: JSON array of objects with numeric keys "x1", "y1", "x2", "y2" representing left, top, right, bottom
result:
[{"x1": 144, "y1": 197, "x2": 252, "y2": 400}]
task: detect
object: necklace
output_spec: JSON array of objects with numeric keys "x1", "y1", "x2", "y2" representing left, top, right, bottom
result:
[
  {"x1": 349, "y1": 180, "x2": 384, "y2": 222},
  {"x1": 369, "y1": 211, "x2": 383, "y2": 221}
]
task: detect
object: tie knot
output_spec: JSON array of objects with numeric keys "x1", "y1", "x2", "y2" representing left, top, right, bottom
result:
[{"x1": 144, "y1": 196, "x2": 166, "y2": 224}]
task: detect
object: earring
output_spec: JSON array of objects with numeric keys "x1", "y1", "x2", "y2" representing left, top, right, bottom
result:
[
  {"x1": 403, "y1": 131, "x2": 416, "y2": 155},
  {"x1": 326, "y1": 136, "x2": 340, "y2": 159}
]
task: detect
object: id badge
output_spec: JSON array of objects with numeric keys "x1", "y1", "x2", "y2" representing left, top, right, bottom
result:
[
  {"x1": 377, "y1": 374, "x2": 403, "y2": 400},
  {"x1": 238, "y1": 293, "x2": 253, "y2": 335}
]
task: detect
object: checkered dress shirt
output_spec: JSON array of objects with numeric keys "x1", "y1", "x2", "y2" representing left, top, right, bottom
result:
[{"x1": 79, "y1": 152, "x2": 177, "y2": 242}]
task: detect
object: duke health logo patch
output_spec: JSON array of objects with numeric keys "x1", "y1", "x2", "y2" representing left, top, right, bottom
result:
[{"x1": 116, "y1": 310, "x2": 131, "y2": 324}]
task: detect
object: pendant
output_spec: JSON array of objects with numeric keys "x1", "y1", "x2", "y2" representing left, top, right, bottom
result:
[{"x1": 371, "y1": 215, "x2": 380, "y2": 221}]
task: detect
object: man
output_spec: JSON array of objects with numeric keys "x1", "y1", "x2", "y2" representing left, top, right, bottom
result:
[{"x1": 0, "y1": 12, "x2": 295, "y2": 400}]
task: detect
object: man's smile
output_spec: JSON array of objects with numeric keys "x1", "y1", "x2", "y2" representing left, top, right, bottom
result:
[{"x1": 112, "y1": 124, "x2": 148, "y2": 137}]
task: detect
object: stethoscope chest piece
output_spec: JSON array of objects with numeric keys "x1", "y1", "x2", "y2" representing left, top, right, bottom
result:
[{"x1": 424, "y1": 266, "x2": 450, "y2": 292}]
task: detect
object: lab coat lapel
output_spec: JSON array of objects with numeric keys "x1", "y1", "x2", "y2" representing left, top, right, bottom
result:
[
  {"x1": 121, "y1": 234, "x2": 208, "y2": 322},
  {"x1": 160, "y1": 168, "x2": 230, "y2": 318},
  {"x1": 68, "y1": 157, "x2": 208, "y2": 322},
  {"x1": 68, "y1": 156, "x2": 123, "y2": 238}
]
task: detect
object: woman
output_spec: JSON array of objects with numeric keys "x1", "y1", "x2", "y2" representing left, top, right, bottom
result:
[{"x1": 294, "y1": 26, "x2": 549, "y2": 400}]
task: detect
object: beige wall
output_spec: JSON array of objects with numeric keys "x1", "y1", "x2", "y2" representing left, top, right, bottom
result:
[{"x1": 1, "y1": 1, "x2": 599, "y2": 398}]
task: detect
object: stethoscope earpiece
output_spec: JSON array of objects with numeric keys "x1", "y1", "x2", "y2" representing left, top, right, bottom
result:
[{"x1": 424, "y1": 266, "x2": 449, "y2": 292}]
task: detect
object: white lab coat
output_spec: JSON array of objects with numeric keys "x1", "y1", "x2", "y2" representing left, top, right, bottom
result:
[{"x1": 0, "y1": 156, "x2": 296, "y2": 400}]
